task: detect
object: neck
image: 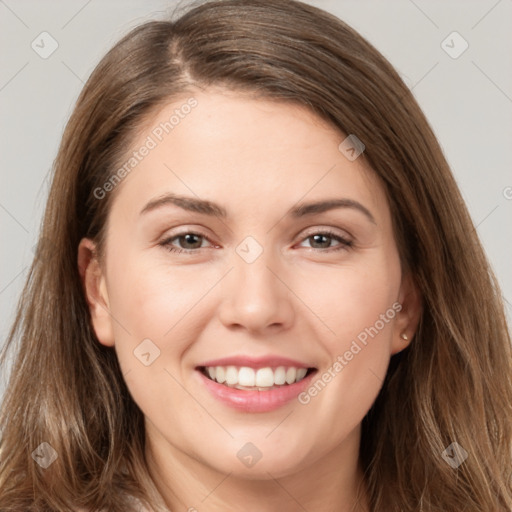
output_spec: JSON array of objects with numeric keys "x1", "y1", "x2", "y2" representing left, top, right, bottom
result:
[{"x1": 144, "y1": 422, "x2": 369, "y2": 512}]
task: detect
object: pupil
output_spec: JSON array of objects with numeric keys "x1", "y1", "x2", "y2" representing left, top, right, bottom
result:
[
  {"x1": 312, "y1": 234, "x2": 329, "y2": 248},
  {"x1": 182, "y1": 234, "x2": 201, "y2": 249}
]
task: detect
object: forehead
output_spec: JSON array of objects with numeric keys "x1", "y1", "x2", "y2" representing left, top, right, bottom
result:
[{"x1": 107, "y1": 89, "x2": 388, "y2": 223}]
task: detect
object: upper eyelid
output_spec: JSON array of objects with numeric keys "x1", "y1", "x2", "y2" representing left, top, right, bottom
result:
[
  {"x1": 298, "y1": 225, "x2": 352, "y2": 239},
  {"x1": 161, "y1": 227, "x2": 352, "y2": 248},
  {"x1": 162, "y1": 225, "x2": 351, "y2": 238}
]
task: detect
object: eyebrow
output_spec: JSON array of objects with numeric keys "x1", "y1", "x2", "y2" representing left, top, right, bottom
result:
[{"x1": 139, "y1": 193, "x2": 376, "y2": 224}]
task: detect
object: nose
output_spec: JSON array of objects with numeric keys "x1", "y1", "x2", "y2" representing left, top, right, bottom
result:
[{"x1": 217, "y1": 246, "x2": 295, "y2": 335}]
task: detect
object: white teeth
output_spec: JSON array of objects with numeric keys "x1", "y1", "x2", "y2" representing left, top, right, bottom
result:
[
  {"x1": 296, "y1": 368, "x2": 307, "y2": 380},
  {"x1": 215, "y1": 366, "x2": 226, "y2": 384},
  {"x1": 238, "y1": 367, "x2": 255, "y2": 386},
  {"x1": 203, "y1": 365, "x2": 310, "y2": 388},
  {"x1": 274, "y1": 366, "x2": 286, "y2": 385},
  {"x1": 225, "y1": 366, "x2": 238, "y2": 385},
  {"x1": 255, "y1": 367, "x2": 274, "y2": 387},
  {"x1": 285, "y1": 367, "x2": 297, "y2": 384}
]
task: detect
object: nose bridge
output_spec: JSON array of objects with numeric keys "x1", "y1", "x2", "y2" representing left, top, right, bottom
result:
[
  {"x1": 217, "y1": 235, "x2": 294, "y2": 332},
  {"x1": 236, "y1": 239, "x2": 277, "y2": 292},
  {"x1": 233, "y1": 234, "x2": 283, "y2": 302}
]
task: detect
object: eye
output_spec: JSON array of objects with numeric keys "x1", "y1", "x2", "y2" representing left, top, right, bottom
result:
[
  {"x1": 159, "y1": 228, "x2": 353, "y2": 255},
  {"x1": 159, "y1": 232, "x2": 213, "y2": 254},
  {"x1": 297, "y1": 229, "x2": 353, "y2": 252}
]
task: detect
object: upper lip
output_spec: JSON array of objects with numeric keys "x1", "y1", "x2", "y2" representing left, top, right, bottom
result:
[{"x1": 197, "y1": 355, "x2": 315, "y2": 370}]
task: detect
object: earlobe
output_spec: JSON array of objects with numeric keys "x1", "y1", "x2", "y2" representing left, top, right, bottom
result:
[
  {"x1": 391, "y1": 272, "x2": 422, "y2": 355},
  {"x1": 77, "y1": 238, "x2": 115, "y2": 347}
]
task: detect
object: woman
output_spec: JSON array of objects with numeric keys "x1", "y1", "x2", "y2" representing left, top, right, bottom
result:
[{"x1": 0, "y1": 0, "x2": 511, "y2": 510}]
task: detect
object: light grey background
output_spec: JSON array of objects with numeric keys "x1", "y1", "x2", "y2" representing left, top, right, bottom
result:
[{"x1": 1, "y1": 0, "x2": 511, "y2": 399}]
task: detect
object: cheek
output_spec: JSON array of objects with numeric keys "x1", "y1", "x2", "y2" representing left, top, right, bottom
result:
[
  {"x1": 297, "y1": 286, "x2": 396, "y2": 441},
  {"x1": 104, "y1": 253, "x2": 208, "y2": 375},
  {"x1": 294, "y1": 254, "x2": 400, "y2": 411},
  {"x1": 294, "y1": 255, "x2": 400, "y2": 352},
  {"x1": 107, "y1": 250, "x2": 206, "y2": 334},
  {"x1": 331, "y1": 276, "x2": 398, "y2": 357},
  {"x1": 104, "y1": 258, "x2": 210, "y2": 418}
]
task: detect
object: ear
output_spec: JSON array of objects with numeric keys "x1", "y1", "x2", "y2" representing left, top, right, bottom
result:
[
  {"x1": 390, "y1": 271, "x2": 422, "y2": 355},
  {"x1": 77, "y1": 238, "x2": 115, "y2": 347}
]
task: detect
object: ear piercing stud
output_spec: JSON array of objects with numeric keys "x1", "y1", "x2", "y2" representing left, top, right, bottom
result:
[{"x1": 400, "y1": 333, "x2": 409, "y2": 341}]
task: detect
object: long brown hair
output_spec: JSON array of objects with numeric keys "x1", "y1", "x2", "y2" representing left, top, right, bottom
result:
[{"x1": 1, "y1": 1, "x2": 511, "y2": 510}]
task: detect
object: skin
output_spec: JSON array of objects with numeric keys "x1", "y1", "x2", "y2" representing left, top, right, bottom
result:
[{"x1": 79, "y1": 89, "x2": 421, "y2": 512}]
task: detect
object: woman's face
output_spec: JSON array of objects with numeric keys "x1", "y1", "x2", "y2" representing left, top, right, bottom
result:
[{"x1": 80, "y1": 89, "x2": 418, "y2": 481}]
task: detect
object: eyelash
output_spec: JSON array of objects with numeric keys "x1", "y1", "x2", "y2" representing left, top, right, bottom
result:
[{"x1": 159, "y1": 229, "x2": 353, "y2": 255}]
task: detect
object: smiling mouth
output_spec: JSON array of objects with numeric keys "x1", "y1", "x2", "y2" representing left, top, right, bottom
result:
[{"x1": 198, "y1": 365, "x2": 317, "y2": 391}]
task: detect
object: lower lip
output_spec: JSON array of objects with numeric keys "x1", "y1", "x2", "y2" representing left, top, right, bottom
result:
[{"x1": 197, "y1": 369, "x2": 316, "y2": 413}]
